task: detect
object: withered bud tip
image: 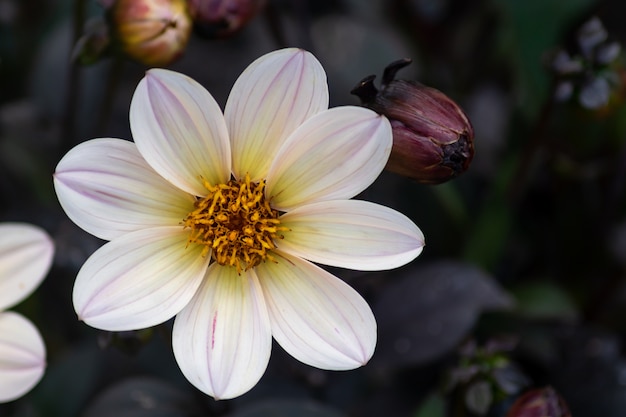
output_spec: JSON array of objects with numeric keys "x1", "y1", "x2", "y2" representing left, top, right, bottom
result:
[
  {"x1": 382, "y1": 58, "x2": 412, "y2": 85},
  {"x1": 350, "y1": 75, "x2": 379, "y2": 103}
]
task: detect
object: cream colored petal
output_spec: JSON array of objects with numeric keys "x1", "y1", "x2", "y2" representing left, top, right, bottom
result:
[
  {"x1": 172, "y1": 264, "x2": 271, "y2": 400},
  {"x1": 266, "y1": 107, "x2": 392, "y2": 211},
  {"x1": 73, "y1": 227, "x2": 209, "y2": 331},
  {"x1": 225, "y1": 48, "x2": 329, "y2": 181},
  {"x1": 130, "y1": 68, "x2": 231, "y2": 196},
  {"x1": 278, "y1": 200, "x2": 424, "y2": 270},
  {"x1": 0, "y1": 223, "x2": 54, "y2": 311},
  {"x1": 54, "y1": 138, "x2": 195, "y2": 241},
  {"x1": 0, "y1": 311, "x2": 46, "y2": 403},
  {"x1": 257, "y1": 251, "x2": 376, "y2": 370}
]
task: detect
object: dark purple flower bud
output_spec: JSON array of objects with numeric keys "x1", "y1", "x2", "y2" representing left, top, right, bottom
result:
[
  {"x1": 186, "y1": 0, "x2": 266, "y2": 39},
  {"x1": 351, "y1": 59, "x2": 474, "y2": 184},
  {"x1": 505, "y1": 387, "x2": 571, "y2": 417}
]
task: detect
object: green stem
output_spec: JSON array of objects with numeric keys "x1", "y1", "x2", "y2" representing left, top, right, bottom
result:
[
  {"x1": 506, "y1": 86, "x2": 556, "y2": 204},
  {"x1": 59, "y1": 0, "x2": 86, "y2": 159},
  {"x1": 94, "y1": 55, "x2": 124, "y2": 135}
]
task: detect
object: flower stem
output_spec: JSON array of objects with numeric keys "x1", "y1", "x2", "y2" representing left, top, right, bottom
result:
[
  {"x1": 506, "y1": 86, "x2": 556, "y2": 203},
  {"x1": 59, "y1": 0, "x2": 86, "y2": 158},
  {"x1": 94, "y1": 56, "x2": 125, "y2": 135}
]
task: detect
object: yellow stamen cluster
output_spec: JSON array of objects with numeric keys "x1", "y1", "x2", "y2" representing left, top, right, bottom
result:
[{"x1": 183, "y1": 174, "x2": 287, "y2": 273}]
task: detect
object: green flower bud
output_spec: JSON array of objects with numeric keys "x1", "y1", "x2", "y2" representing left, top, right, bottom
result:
[
  {"x1": 72, "y1": 17, "x2": 111, "y2": 66},
  {"x1": 351, "y1": 59, "x2": 474, "y2": 184}
]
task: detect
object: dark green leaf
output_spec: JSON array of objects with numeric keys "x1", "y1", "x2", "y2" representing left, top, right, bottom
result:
[
  {"x1": 230, "y1": 399, "x2": 344, "y2": 417},
  {"x1": 372, "y1": 261, "x2": 514, "y2": 369},
  {"x1": 81, "y1": 377, "x2": 201, "y2": 417}
]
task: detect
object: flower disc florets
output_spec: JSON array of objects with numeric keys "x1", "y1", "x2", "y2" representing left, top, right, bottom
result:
[{"x1": 183, "y1": 174, "x2": 285, "y2": 272}]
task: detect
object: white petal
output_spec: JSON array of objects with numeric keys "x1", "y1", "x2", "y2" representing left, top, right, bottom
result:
[
  {"x1": 172, "y1": 264, "x2": 271, "y2": 400},
  {"x1": 225, "y1": 48, "x2": 329, "y2": 181},
  {"x1": 0, "y1": 311, "x2": 46, "y2": 403},
  {"x1": 278, "y1": 200, "x2": 424, "y2": 270},
  {"x1": 0, "y1": 223, "x2": 54, "y2": 311},
  {"x1": 73, "y1": 227, "x2": 209, "y2": 331},
  {"x1": 130, "y1": 68, "x2": 231, "y2": 196},
  {"x1": 257, "y1": 251, "x2": 376, "y2": 370},
  {"x1": 54, "y1": 138, "x2": 195, "y2": 241},
  {"x1": 266, "y1": 107, "x2": 392, "y2": 211}
]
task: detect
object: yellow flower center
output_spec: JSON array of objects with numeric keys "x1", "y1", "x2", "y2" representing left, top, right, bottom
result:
[{"x1": 183, "y1": 174, "x2": 287, "y2": 273}]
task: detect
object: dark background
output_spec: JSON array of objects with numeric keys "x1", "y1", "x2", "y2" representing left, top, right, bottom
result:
[{"x1": 2, "y1": 0, "x2": 626, "y2": 415}]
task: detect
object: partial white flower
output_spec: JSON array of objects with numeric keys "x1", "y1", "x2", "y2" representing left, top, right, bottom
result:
[
  {"x1": 54, "y1": 48, "x2": 425, "y2": 400},
  {"x1": 0, "y1": 223, "x2": 54, "y2": 403}
]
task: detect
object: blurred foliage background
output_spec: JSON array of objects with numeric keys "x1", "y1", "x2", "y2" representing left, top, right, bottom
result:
[{"x1": 3, "y1": 0, "x2": 626, "y2": 416}]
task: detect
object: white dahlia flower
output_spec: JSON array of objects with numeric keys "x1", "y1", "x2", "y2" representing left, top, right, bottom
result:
[
  {"x1": 0, "y1": 223, "x2": 53, "y2": 403},
  {"x1": 54, "y1": 48, "x2": 424, "y2": 399}
]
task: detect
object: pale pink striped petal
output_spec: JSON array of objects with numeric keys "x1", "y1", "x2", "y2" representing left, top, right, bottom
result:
[
  {"x1": 257, "y1": 251, "x2": 376, "y2": 370},
  {"x1": 278, "y1": 200, "x2": 424, "y2": 270},
  {"x1": 172, "y1": 264, "x2": 271, "y2": 400},
  {"x1": 0, "y1": 223, "x2": 53, "y2": 311},
  {"x1": 265, "y1": 107, "x2": 392, "y2": 211},
  {"x1": 225, "y1": 48, "x2": 329, "y2": 181},
  {"x1": 130, "y1": 68, "x2": 231, "y2": 196},
  {"x1": 73, "y1": 227, "x2": 209, "y2": 331},
  {"x1": 54, "y1": 138, "x2": 195, "y2": 241},
  {"x1": 0, "y1": 311, "x2": 46, "y2": 403}
]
